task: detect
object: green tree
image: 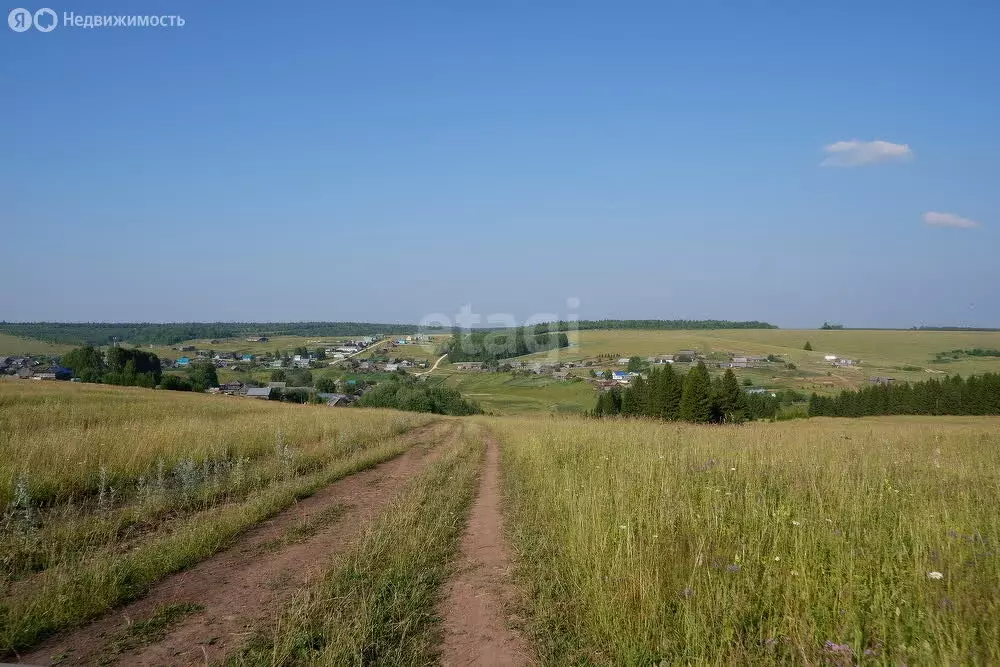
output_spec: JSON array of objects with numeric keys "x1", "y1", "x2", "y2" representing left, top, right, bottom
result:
[
  {"x1": 187, "y1": 362, "x2": 219, "y2": 391},
  {"x1": 679, "y1": 362, "x2": 713, "y2": 423},
  {"x1": 717, "y1": 369, "x2": 748, "y2": 423},
  {"x1": 269, "y1": 369, "x2": 287, "y2": 382},
  {"x1": 60, "y1": 345, "x2": 106, "y2": 383},
  {"x1": 804, "y1": 341, "x2": 813, "y2": 351},
  {"x1": 627, "y1": 356, "x2": 645, "y2": 372},
  {"x1": 314, "y1": 376, "x2": 338, "y2": 393}
]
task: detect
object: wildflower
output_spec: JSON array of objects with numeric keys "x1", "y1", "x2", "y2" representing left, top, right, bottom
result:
[
  {"x1": 726, "y1": 564, "x2": 741, "y2": 573},
  {"x1": 790, "y1": 570, "x2": 799, "y2": 576},
  {"x1": 791, "y1": 520, "x2": 801, "y2": 526},
  {"x1": 927, "y1": 571, "x2": 944, "y2": 580},
  {"x1": 652, "y1": 534, "x2": 658, "y2": 539},
  {"x1": 824, "y1": 641, "x2": 853, "y2": 657},
  {"x1": 619, "y1": 524, "x2": 627, "y2": 530},
  {"x1": 774, "y1": 556, "x2": 781, "y2": 561},
  {"x1": 730, "y1": 467, "x2": 736, "y2": 471}
]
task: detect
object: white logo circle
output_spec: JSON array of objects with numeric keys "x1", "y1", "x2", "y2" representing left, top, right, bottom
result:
[
  {"x1": 33, "y1": 7, "x2": 57, "y2": 32},
  {"x1": 8, "y1": 7, "x2": 32, "y2": 32}
]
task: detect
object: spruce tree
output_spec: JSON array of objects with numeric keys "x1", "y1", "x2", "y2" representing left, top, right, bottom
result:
[
  {"x1": 679, "y1": 362, "x2": 713, "y2": 423},
  {"x1": 718, "y1": 368, "x2": 748, "y2": 423},
  {"x1": 661, "y1": 365, "x2": 683, "y2": 420}
]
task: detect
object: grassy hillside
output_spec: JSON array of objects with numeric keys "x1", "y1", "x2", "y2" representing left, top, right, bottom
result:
[
  {"x1": 436, "y1": 370, "x2": 594, "y2": 414},
  {"x1": 0, "y1": 380, "x2": 434, "y2": 650},
  {"x1": 0, "y1": 333, "x2": 75, "y2": 357},
  {"x1": 523, "y1": 328, "x2": 1000, "y2": 391},
  {"x1": 491, "y1": 413, "x2": 1000, "y2": 664}
]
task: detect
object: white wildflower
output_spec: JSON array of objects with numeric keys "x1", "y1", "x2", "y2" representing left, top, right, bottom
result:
[
  {"x1": 791, "y1": 520, "x2": 801, "y2": 526},
  {"x1": 927, "y1": 571, "x2": 944, "y2": 580}
]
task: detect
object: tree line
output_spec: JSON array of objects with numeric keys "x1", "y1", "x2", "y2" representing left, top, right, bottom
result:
[
  {"x1": 61, "y1": 345, "x2": 220, "y2": 391},
  {"x1": 534, "y1": 319, "x2": 777, "y2": 333},
  {"x1": 0, "y1": 322, "x2": 424, "y2": 346},
  {"x1": 808, "y1": 373, "x2": 1000, "y2": 417},
  {"x1": 593, "y1": 362, "x2": 779, "y2": 423},
  {"x1": 444, "y1": 331, "x2": 569, "y2": 363}
]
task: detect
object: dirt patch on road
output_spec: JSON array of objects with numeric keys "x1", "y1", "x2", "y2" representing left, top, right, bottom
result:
[
  {"x1": 439, "y1": 433, "x2": 532, "y2": 666},
  {"x1": 20, "y1": 422, "x2": 459, "y2": 666}
]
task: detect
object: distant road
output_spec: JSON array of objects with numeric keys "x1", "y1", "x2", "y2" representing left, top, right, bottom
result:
[
  {"x1": 416, "y1": 353, "x2": 448, "y2": 377},
  {"x1": 328, "y1": 338, "x2": 390, "y2": 365}
]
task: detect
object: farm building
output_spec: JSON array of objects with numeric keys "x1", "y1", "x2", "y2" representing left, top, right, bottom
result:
[{"x1": 245, "y1": 387, "x2": 272, "y2": 399}]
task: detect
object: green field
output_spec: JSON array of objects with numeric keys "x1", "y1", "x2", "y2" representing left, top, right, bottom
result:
[
  {"x1": 436, "y1": 369, "x2": 594, "y2": 414},
  {"x1": 521, "y1": 328, "x2": 1000, "y2": 391},
  {"x1": 0, "y1": 334, "x2": 75, "y2": 357},
  {"x1": 492, "y1": 412, "x2": 1000, "y2": 664}
]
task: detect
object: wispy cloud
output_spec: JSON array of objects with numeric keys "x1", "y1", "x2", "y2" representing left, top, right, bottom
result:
[
  {"x1": 820, "y1": 139, "x2": 913, "y2": 167},
  {"x1": 923, "y1": 211, "x2": 982, "y2": 229}
]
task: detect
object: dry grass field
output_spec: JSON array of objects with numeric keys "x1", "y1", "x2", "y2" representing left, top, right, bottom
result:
[
  {"x1": 4, "y1": 378, "x2": 999, "y2": 664},
  {"x1": 0, "y1": 380, "x2": 434, "y2": 652},
  {"x1": 491, "y1": 413, "x2": 1000, "y2": 664},
  {"x1": 521, "y1": 328, "x2": 1000, "y2": 393}
]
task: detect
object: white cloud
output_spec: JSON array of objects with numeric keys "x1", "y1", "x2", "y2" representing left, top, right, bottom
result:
[
  {"x1": 923, "y1": 211, "x2": 982, "y2": 229},
  {"x1": 820, "y1": 139, "x2": 913, "y2": 167}
]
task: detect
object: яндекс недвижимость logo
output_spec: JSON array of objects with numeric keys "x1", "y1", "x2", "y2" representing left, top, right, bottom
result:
[
  {"x1": 8, "y1": 8, "x2": 185, "y2": 32},
  {"x1": 8, "y1": 7, "x2": 57, "y2": 32}
]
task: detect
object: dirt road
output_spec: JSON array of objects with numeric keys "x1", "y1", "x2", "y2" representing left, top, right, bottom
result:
[
  {"x1": 439, "y1": 433, "x2": 532, "y2": 666},
  {"x1": 20, "y1": 422, "x2": 460, "y2": 666}
]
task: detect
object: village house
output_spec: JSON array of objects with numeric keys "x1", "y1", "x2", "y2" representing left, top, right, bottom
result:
[
  {"x1": 219, "y1": 380, "x2": 245, "y2": 395},
  {"x1": 869, "y1": 376, "x2": 896, "y2": 385},
  {"x1": 617, "y1": 357, "x2": 631, "y2": 365},
  {"x1": 245, "y1": 387, "x2": 272, "y2": 399}
]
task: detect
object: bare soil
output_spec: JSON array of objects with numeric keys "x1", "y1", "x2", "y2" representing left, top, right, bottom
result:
[
  {"x1": 439, "y1": 433, "x2": 532, "y2": 667},
  {"x1": 19, "y1": 422, "x2": 458, "y2": 666}
]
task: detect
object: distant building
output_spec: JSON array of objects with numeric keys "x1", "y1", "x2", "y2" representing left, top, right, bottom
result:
[
  {"x1": 245, "y1": 387, "x2": 272, "y2": 399},
  {"x1": 869, "y1": 376, "x2": 896, "y2": 385},
  {"x1": 219, "y1": 381, "x2": 245, "y2": 395},
  {"x1": 824, "y1": 355, "x2": 838, "y2": 361},
  {"x1": 267, "y1": 381, "x2": 287, "y2": 389},
  {"x1": 617, "y1": 358, "x2": 631, "y2": 365}
]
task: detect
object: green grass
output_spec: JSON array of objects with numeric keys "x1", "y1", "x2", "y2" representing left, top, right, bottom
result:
[
  {"x1": 0, "y1": 381, "x2": 437, "y2": 653},
  {"x1": 0, "y1": 333, "x2": 75, "y2": 356},
  {"x1": 233, "y1": 423, "x2": 483, "y2": 666},
  {"x1": 105, "y1": 603, "x2": 204, "y2": 657},
  {"x1": 438, "y1": 370, "x2": 595, "y2": 415},
  {"x1": 492, "y1": 414, "x2": 1000, "y2": 664}
]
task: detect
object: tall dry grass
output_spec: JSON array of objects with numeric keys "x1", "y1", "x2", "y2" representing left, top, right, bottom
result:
[
  {"x1": 0, "y1": 379, "x2": 435, "y2": 652},
  {"x1": 492, "y1": 414, "x2": 1000, "y2": 664}
]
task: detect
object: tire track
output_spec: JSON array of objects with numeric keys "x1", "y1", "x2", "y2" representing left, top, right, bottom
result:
[
  {"x1": 20, "y1": 422, "x2": 460, "y2": 666},
  {"x1": 439, "y1": 432, "x2": 532, "y2": 666}
]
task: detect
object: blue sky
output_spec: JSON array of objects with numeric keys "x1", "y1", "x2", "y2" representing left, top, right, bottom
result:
[{"x1": 2, "y1": 1, "x2": 997, "y2": 327}]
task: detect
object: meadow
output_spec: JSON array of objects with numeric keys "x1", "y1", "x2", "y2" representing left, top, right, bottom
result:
[
  {"x1": 516, "y1": 328, "x2": 1000, "y2": 396},
  {"x1": 431, "y1": 370, "x2": 593, "y2": 415},
  {"x1": 0, "y1": 380, "x2": 434, "y2": 651},
  {"x1": 0, "y1": 334, "x2": 75, "y2": 357},
  {"x1": 491, "y1": 414, "x2": 1000, "y2": 664}
]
